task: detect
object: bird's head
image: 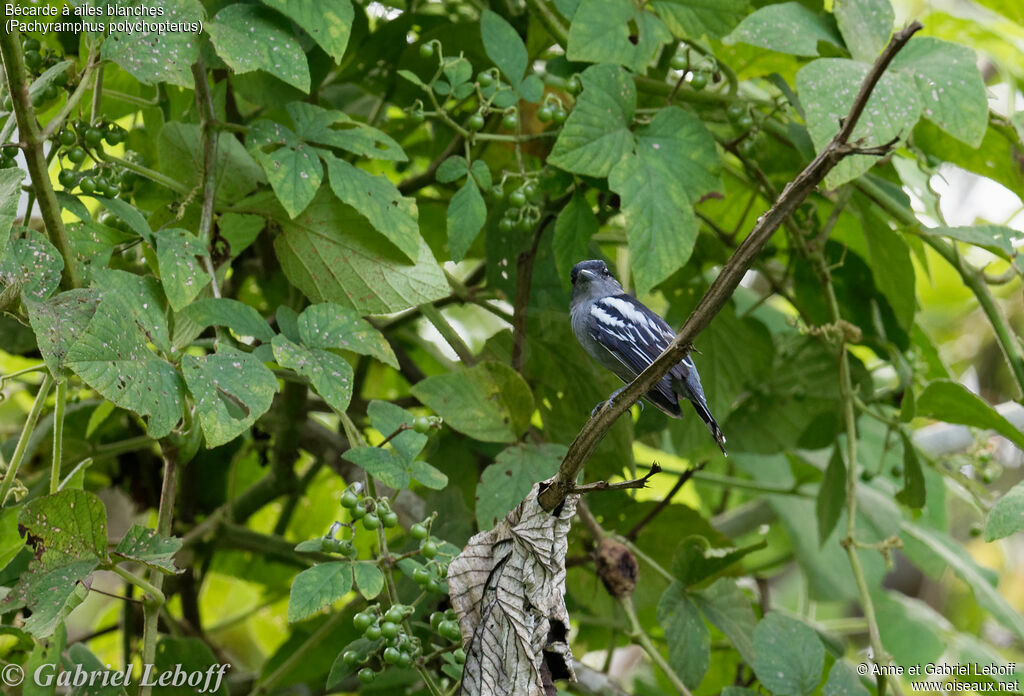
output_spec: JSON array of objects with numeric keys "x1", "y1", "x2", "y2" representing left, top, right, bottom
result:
[{"x1": 571, "y1": 259, "x2": 623, "y2": 297}]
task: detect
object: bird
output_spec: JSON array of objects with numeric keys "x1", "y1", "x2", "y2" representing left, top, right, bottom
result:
[{"x1": 570, "y1": 259, "x2": 727, "y2": 455}]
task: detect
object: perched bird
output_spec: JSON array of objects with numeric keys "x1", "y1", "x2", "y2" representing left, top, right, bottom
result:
[{"x1": 570, "y1": 259, "x2": 727, "y2": 455}]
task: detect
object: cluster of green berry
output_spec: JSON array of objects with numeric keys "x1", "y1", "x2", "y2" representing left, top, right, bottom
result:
[
  {"x1": 495, "y1": 178, "x2": 542, "y2": 232},
  {"x1": 55, "y1": 120, "x2": 134, "y2": 197},
  {"x1": 726, "y1": 103, "x2": 761, "y2": 155},
  {"x1": 17, "y1": 37, "x2": 70, "y2": 111},
  {"x1": 340, "y1": 484, "x2": 401, "y2": 532},
  {"x1": 0, "y1": 145, "x2": 19, "y2": 169},
  {"x1": 346, "y1": 606, "x2": 465, "y2": 685},
  {"x1": 669, "y1": 51, "x2": 713, "y2": 91},
  {"x1": 406, "y1": 516, "x2": 450, "y2": 594}
]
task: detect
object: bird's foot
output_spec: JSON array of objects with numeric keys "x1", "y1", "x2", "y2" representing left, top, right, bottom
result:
[
  {"x1": 590, "y1": 401, "x2": 605, "y2": 418},
  {"x1": 591, "y1": 386, "x2": 631, "y2": 418}
]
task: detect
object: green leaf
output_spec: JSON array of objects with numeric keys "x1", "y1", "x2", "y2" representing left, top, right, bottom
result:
[
  {"x1": 410, "y1": 460, "x2": 448, "y2": 489},
  {"x1": 288, "y1": 562, "x2": 353, "y2": 622},
  {"x1": 751, "y1": 613, "x2": 825, "y2": 696},
  {"x1": 327, "y1": 638, "x2": 382, "y2": 687},
  {"x1": 475, "y1": 443, "x2": 566, "y2": 529},
  {"x1": 219, "y1": 213, "x2": 264, "y2": 258},
  {"x1": 816, "y1": 446, "x2": 846, "y2": 545},
  {"x1": 860, "y1": 216, "x2": 916, "y2": 330},
  {"x1": 823, "y1": 661, "x2": 870, "y2": 696},
  {"x1": 636, "y1": 106, "x2": 722, "y2": 198},
  {"x1": 182, "y1": 347, "x2": 279, "y2": 448},
  {"x1": 155, "y1": 636, "x2": 229, "y2": 696},
  {"x1": 65, "y1": 298, "x2": 185, "y2": 439},
  {"x1": 872, "y1": 590, "x2": 945, "y2": 665},
  {"x1": 985, "y1": 481, "x2": 1024, "y2": 541},
  {"x1": 725, "y1": 2, "x2": 842, "y2": 56},
  {"x1": 24, "y1": 623, "x2": 65, "y2": 696},
  {"x1": 436, "y1": 156, "x2": 468, "y2": 183},
  {"x1": 254, "y1": 143, "x2": 323, "y2": 219},
  {"x1": 259, "y1": 0, "x2": 354, "y2": 61},
  {"x1": 480, "y1": 10, "x2": 528, "y2": 89},
  {"x1": 367, "y1": 400, "x2": 427, "y2": 462},
  {"x1": 552, "y1": 192, "x2": 599, "y2": 288},
  {"x1": 833, "y1": 0, "x2": 893, "y2": 62},
  {"x1": 65, "y1": 643, "x2": 121, "y2": 696},
  {"x1": 470, "y1": 160, "x2": 492, "y2": 189},
  {"x1": 352, "y1": 561, "x2": 385, "y2": 599},
  {"x1": 895, "y1": 432, "x2": 925, "y2": 508},
  {"x1": 155, "y1": 228, "x2": 211, "y2": 312},
  {"x1": 158, "y1": 123, "x2": 265, "y2": 205},
  {"x1": 90, "y1": 268, "x2": 171, "y2": 353},
  {"x1": 273, "y1": 190, "x2": 449, "y2": 314},
  {"x1": 92, "y1": 195, "x2": 154, "y2": 244},
  {"x1": 657, "y1": 582, "x2": 710, "y2": 689},
  {"x1": 890, "y1": 37, "x2": 987, "y2": 148},
  {"x1": 342, "y1": 446, "x2": 411, "y2": 489},
  {"x1": 100, "y1": 0, "x2": 205, "y2": 87},
  {"x1": 208, "y1": 4, "x2": 310, "y2": 92},
  {"x1": 178, "y1": 298, "x2": 275, "y2": 343},
  {"x1": 447, "y1": 177, "x2": 487, "y2": 263},
  {"x1": 0, "y1": 168, "x2": 25, "y2": 257},
  {"x1": 671, "y1": 536, "x2": 766, "y2": 587},
  {"x1": 410, "y1": 361, "x2": 535, "y2": 443},
  {"x1": 0, "y1": 231, "x2": 63, "y2": 301},
  {"x1": 272, "y1": 335, "x2": 353, "y2": 413},
  {"x1": 917, "y1": 380, "x2": 1024, "y2": 450},
  {"x1": 298, "y1": 302, "x2": 398, "y2": 368},
  {"x1": 113, "y1": 524, "x2": 183, "y2": 574},
  {"x1": 549, "y1": 64, "x2": 636, "y2": 177},
  {"x1": 919, "y1": 224, "x2": 1020, "y2": 258},
  {"x1": 797, "y1": 59, "x2": 921, "y2": 188},
  {"x1": 567, "y1": 0, "x2": 671, "y2": 72},
  {"x1": 323, "y1": 154, "x2": 419, "y2": 263},
  {"x1": 691, "y1": 306, "x2": 773, "y2": 417},
  {"x1": 288, "y1": 103, "x2": 407, "y2": 162},
  {"x1": 25, "y1": 289, "x2": 101, "y2": 375},
  {"x1": 649, "y1": 0, "x2": 750, "y2": 39},
  {"x1": 692, "y1": 579, "x2": 757, "y2": 665}
]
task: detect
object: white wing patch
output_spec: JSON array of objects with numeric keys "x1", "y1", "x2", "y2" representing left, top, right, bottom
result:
[
  {"x1": 591, "y1": 305, "x2": 625, "y2": 329},
  {"x1": 602, "y1": 296, "x2": 653, "y2": 328}
]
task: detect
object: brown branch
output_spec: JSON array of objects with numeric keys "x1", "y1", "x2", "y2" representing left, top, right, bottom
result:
[
  {"x1": 539, "y1": 20, "x2": 924, "y2": 512},
  {"x1": 624, "y1": 461, "x2": 705, "y2": 541},
  {"x1": 511, "y1": 218, "x2": 552, "y2": 372},
  {"x1": 571, "y1": 463, "x2": 662, "y2": 496},
  {"x1": 191, "y1": 58, "x2": 222, "y2": 297}
]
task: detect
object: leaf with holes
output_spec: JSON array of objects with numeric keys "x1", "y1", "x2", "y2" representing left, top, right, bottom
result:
[
  {"x1": 113, "y1": 524, "x2": 183, "y2": 574},
  {"x1": 298, "y1": 303, "x2": 398, "y2": 368},
  {"x1": 101, "y1": 0, "x2": 205, "y2": 87},
  {"x1": 0, "y1": 168, "x2": 24, "y2": 257},
  {"x1": 567, "y1": 0, "x2": 671, "y2": 72},
  {"x1": 259, "y1": 0, "x2": 354, "y2": 61},
  {"x1": 0, "y1": 232, "x2": 63, "y2": 301},
  {"x1": 272, "y1": 335, "x2": 353, "y2": 413},
  {"x1": 155, "y1": 229, "x2": 211, "y2": 312},
  {"x1": 254, "y1": 142, "x2": 323, "y2": 219},
  {"x1": 207, "y1": 4, "x2": 310, "y2": 92},
  {"x1": 90, "y1": 269, "x2": 171, "y2": 354},
  {"x1": 25, "y1": 289, "x2": 101, "y2": 376}
]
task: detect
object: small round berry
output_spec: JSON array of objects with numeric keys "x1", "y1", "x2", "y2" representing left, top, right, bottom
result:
[
  {"x1": 669, "y1": 54, "x2": 688, "y2": 71},
  {"x1": 383, "y1": 646, "x2": 402, "y2": 664},
  {"x1": 397, "y1": 651, "x2": 413, "y2": 668},
  {"x1": 738, "y1": 138, "x2": 756, "y2": 156},
  {"x1": 736, "y1": 114, "x2": 754, "y2": 130},
  {"x1": 689, "y1": 72, "x2": 708, "y2": 91},
  {"x1": 467, "y1": 113, "x2": 485, "y2": 131},
  {"x1": 42, "y1": 85, "x2": 58, "y2": 101},
  {"x1": 2, "y1": 145, "x2": 16, "y2": 159},
  {"x1": 105, "y1": 127, "x2": 125, "y2": 145},
  {"x1": 427, "y1": 578, "x2": 442, "y2": 593},
  {"x1": 537, "y1": 105, "x2": 553, "y2": 123},
  {"x1": 357, "y1": 668, "x2": 376, "y2": 684},
  {"x1": 552, "y1": 109, "x2": 567, "y2": 125},
  {"x1": 419, "y1": 43, "x2": 434, "y2": 58},
  {"x1": 84, "y1": 128, "x2": 104, "y2": 148},
  {"x1": 58, "y1": 129, "x2": 76, "y2": 146},
  {"x1": 523, "y1": 182, "x2": 538, "y2": 201},
  {"x1": 351, "y1": 501, "x2": 367, "y2": 520},
  {"x1": 477, "y1": 72, "x2": 494, "y2": 87},
  {"x1": 726, "y1": 103, "x2": 746, "y2": 122},
  {"x1": 23, "y1": 50, "x2": 42, "y2": 70},
  {"x1": 58, "y1": 169, "x2": 77, "y2": 188},
  {"x1": 79, "y1": 177, "x2": 97, "y2": 194},
  {"x1": 410, "y1": 523, "x2": 428, "y2": 540},
  {"x1": 412, "y1": 416, "x2": 431, "y2": 434},
  {"x1": 362, "y1": 513, "x2": 381, "y2": 530},
  {"x1": 566, "y1": 75, "x2": 582, "y2": 94},
  {"x1": 429, "y1": 612, "x2": 444, "y2": 630},
  {"x1": 343, "y1": 650, "x2": 361, "y2": 665},
  {"x1": 341, "y1": 490, "x2": 359, "y2": 509},
  {"x1": 22, "y1": 38, "x2": 40, "y2": 52},
  {"x1": 420, "y1": 539, "x2": 438, "y2": 559},
  {"x1": 454, "y1": 648, "x2": 466, "y2": 664},
  {"x1": 438, "y1": 620, "x2": 462, "y2": 642},
  {"x1": 498, "y1": 217, "x2": 516, "y2": 232},
  {"x1": 508, "y1": 189, "x2": 527, "y2": 207},
  {"x1": 385, "y1": 605, "x2": 406, "y2": 623},
  {"x1": 354, "y1": 612, "x2": 375, "y2": 632},
  {"x1": 969, "y1": 522, "x2": 983, "y2": 537},
  {"x1": 0, "y1": 156, "x2": 12, "y2": 169},
  {"x1": 501, "y1": 111, "x2": 519, "y2": 130},
  {"x1": 412, "y1": 567, "x2": 430, "y2": 585},
  {"x1": 379, "y1": 621, "x2": 400, "y2": 639},
  {"x1": 67, "y1": 146, "x2": 87, "y2": 164},
  {"x1": 382, "y1": 510, "x2": 399, "y2": 528},
  {"x1": 364, "y1": 623, "x2": 382, "y2": 640}
]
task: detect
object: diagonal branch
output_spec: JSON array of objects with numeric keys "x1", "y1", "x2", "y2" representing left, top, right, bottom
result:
[{"x1": 539, "y1": 20, "x2": 924, "y2": 512}]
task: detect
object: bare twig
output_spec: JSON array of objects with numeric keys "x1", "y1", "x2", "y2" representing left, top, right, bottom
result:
[
  {"x1": 571, "y1": 463, "x2": 662, "y2": 496},
  {"x1": 191, "y1": 58, "x2": 223, "y2": 298},
  {"x1": 539, "y1": 21, "x2": 924, "y2": 512},
  {"x1": 625, "y1": 462, "x2": 705, "y2": 541}
]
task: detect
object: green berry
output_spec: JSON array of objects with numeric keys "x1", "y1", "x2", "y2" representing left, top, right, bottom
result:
[
  {"x1": 52, "y1": 70, "x2": 68, "y2": 86},
  {"x1": 351, "y1": 503, "x2": 367, "y2": 520},
  {"x1": 397, "y1": 651, "x2": 413, "y2": 668},
  {"x1": 410, "y1": 523, "x2": 428, "y2": 540},
  {"x1": 739, "y1": 138, "x2": 756, "y2": 156},
  {"x1": 412, "y1": 567, "x2": 430, "y2": 585},
  {"x1": 357, "y1": 667, "x2": 376, "y2": 684},
  {"x1": 420, "y1": 539, "x2": 438, "y2": 559},
  {"x1": 737, "y1": 114, "x2": 754, "y2": 130},
  {"x1": 105, "y1": 127, "x2": 125, "y2": 145},
  {"x1": 537, "y1": 105, "x2": 553, "y2": 123},
  {"x1": 385, "y1": 605, "x2": 406, "y2": 623},
  {"x1": 566, "y1": 75, "x2": 582, "y2": 95},
  {"x1": 42, "y1": 85, "x2": 58, "y2": 101},
  {"x1": 0, "y1": 156, "x2": 12, "y2": 169},
  {"x1": 726, "y1": 103, "x2": 746, "y2": 122},
  {"x1": 412, "y1": 416, "x2": 431, "y2": 434},
  {"x1": 502, "y1": 112, "x2": 519, "y2": 130},
  {"x1": 969, "y1": 522, "x2": 983, "y2": 537},
  {"x1": 430, "y1": 612, "x2": 444, "y2": 630},
  {"x1": 67, "y1": 146, "x2": 86, "y2": 164},
  {"x1": 354, "y1": 612, "x2": 375, "y2": 632},
  {"x1": 467, "y1": 113, "x2": 485, "y2": 131},
  {"x1": 508, "y1": 189, "x2": 527, "y2": 207},
  {"x1": 22, "y1": 38, "x2": 40, "y2": 52},
  {"x1": 498, "y1": 217, "x2": 515, "y2": 232},
  {"x1": 382, "y1": 510, "x2": 399, "y2": 528},
  {"x1": 427, "y1": 578, "x2": 442, "y2": 593},
  {"x1": 58, "y1": 129, "x2": 76, "y2": 146},
  {"x1": 523, "y1": 182, "x2": 538, "y2": 200},
  {"x1": 341, "y1": 490, "x2": 359, "y2": 509},
  {"x1": 669, "y1": 54, "x2": 688, "y2": 71},
  {"x1": 383, "y1": 646, "x2": 402, "y2": 664},
  {"x1": 343, "y1": 650, "x2": 361, "y2": 665},
  {"x1": 23, "y1": 50, "x2": 42, "y2": 70},
  {"x1": 84, "y1": 128, "x2": 104, "y2": 147},
  {"x1": 2, "y1": 145, "x2": 16, "y2": 159},
  {"x1": 552, "y1": 108, "x2": 567, "y2": 124},
  {"x1": 419, "y1": 43, "x2": 434, "y2": 59},
  {"x1": 454, "y1": 648, "x2": 466, "y2": 664},
  {"x1": 438, "y1": 620, "x2": 462, "y2": 642},
  {"x1": 58, "y1": 169, "x2": 77, "y2": 187},
  {"x1": 363, "y1": 513, "x2": 381, "y2": 530},
  {"x1": 689, "y1": 72, "x2": 707, "y2": 91},
  {"x1": 79, "y1": 177, "x2": 96, "y2": 194},
  {"x1": 380, "y1": 621, "x2": 400, "y2": 639},
  {"x1": 365, "y1": 623, "x2": 382, "y2": 640},
  {"x1": 477, "y1": 72, "x2": 494, "y2": 87}
]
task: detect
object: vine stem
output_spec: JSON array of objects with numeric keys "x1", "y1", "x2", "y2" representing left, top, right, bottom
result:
[
  {"x1": 0, "y1": 31, "x2": 80, "y2": 288},
  {"x1": 0, "y1": 373, "x2": 54, "y2": 505},
  {"x1": 191, "y1": 57, "x2": 223, "y2": 298},
  {"x1": 50, "y1": 379, "x2": 67, "y2": 494},
  {"x1": 40, "y1": 50, "x2": 99, "y2": 140},
  {"x1": 419, "y1": 303, "x2": 475, "y2": 365},
  {"x1": 538, "y1": 21, "x2": 924, "y2": 513}
]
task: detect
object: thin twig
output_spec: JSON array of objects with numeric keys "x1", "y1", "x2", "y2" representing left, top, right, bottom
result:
[
  {"x1": 0, "y1": 374, "x2": 54, "y2": 505},
  {"x1": 538, "y1": 21, "x2": 924, "y2": 513},
  {"x1": 50, "y1": 379, "x2": 67, "y2": 494},
  {"x1": 571, "y1": 463, "x2": 662, "y2": 496},
  {"x1": 191, "y1": 58, "x2": 222, "y2": 298},
  {"x1": 625, "y1": 462, "x2": 705, "y2": 541}
]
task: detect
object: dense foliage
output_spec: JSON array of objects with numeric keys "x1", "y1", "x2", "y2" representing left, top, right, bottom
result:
[{"x1": 0, "y1": 0, "x2": 1022, "y2": 695}]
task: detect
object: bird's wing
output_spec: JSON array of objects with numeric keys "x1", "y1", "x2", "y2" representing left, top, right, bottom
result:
[{"x1": 587, "y1": 294, "x2": 681, "y2": 414}]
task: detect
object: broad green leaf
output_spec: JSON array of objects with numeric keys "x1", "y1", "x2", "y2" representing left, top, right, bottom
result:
[
  {"x1": 24, "y1": 623, "x2": 66, "y2": 696},
  {"x1": 917, "y1": 380, "x2": 1024, "y2": 450},
  {"x1": 436, "y1": 156, "x2": 468, "y2": 183},
  {"x1": 352, "y1": 561, "x2": 385, "y2": 599},
  {"x1": 367, "y1": 400, "x2": 428, "y2": 462},
  {"x1": 0, "y1": 168, "x2": 25, "y2": 256},
  {"x1": 92, "y1": 196, "x2": 154, "y2": 244},
  {"x1": 567, "y1": 0, "x2": 671, "y2": 72},
  {"x1": 671, "y1": 536, "x2": 766, "y2": 587},
  {"x1": 919, "y1": 224, "x2": 1020, "y2": 258},
  {"x1": 155, "y1": 228, "x2": 211, "y2": 312},
  {"x1": 901, "y1": 522, "x2": 1024, "y2": 642},
  {"x1": 816, "y1": 446, "x2": 846, "y2": 545},
  {"x1": 691, "y1": 306, "x2": 773, "y2": 418},
  {"x1": 751, "y1": 613, "x2": 825, "y2": 696},
  {"x1": 649, "y1": 0, "x2": 750, "y2": 39},
  {"x1": 895, "y1": 432, "x2": 925, "y2": 508},
  {"x1": 100, "y1": 0, "x2": 204, "y2": 87},
  {"x1": 657, "y1": 583, "x2": 710, "y2": 689},
  {"x1": 288, "y1": 562, "x2": 353, "y2": 622},
  {"x1": 0, "y1": 231, "x2": 63, "y2": 300},
  {"x1": 861, "y1": 216, "x2": 915, "y2": 330},
  {"x1": 971, "y1": 0, "x2": 1024, "y2": 23},
  {"x1": 0, "y1": 508, "x2": 23, "y2": 572},
  {"x1": 178, "y1": 298, "x2": 275, "y2": 342},
  {"x1": 691, "y1": 579, "x2": 757, "y2": 664},
  {"x1": 410, "y1": 460, "x2": 448, "y2": 489},
  {"x1": 298, "y1": 302, "x2": 398, "y2": 368},
  {"x1": 259, "y1": 0, "x2": 354, "y2": 61},
  {"x1": 823, "y1": 661, "x2": 870, "y2": 696},
  {"x1": 833, "y1": 0, "x2": 893, "y2": 62},
  {"x1": 480, "y1": 10, "x2": 528, "y2": 89},
  {"x1": 113, "y1": 524, "x2": 183, "y2": 574},
  {"x1": 475, "y1": 443, "x2": 566, "y2": 529},
  {"x1": 182, "y1": 347, "x2": 278, "y2": 448},
  {"x1": 985, "y1": 482, "x2": 1024, "y2": 542},
  {"x1": 549, "y1": 64, "x2": 636, "y2": 177},
  {"x1": 552, "y1": 192, "x2": 599, "y2": 288},
  {"x1": 273, "y1": 190, "x2": 449, "y2": 314},
  {"x1": 447, "y1": 177, "x2": 487, "y2": 263},
  {"x1": 154, "y1": 636, "x2": 229, "y2": 696},
  {"x1": 913, "y1": 120, "x2": 1024, "y2": 196},
  {"x1": 470, "y1": 160, "x2": 492, "y2": 189},
  {"x1": 90, "y1": 268, "x2": 171, "y2": 353},
  {"x1": 208, "y1": 4, "x2": 310, "y2": 92},
  {"x1": 25, "y1": 289, "x2": 101, "y2": 375},
  {"x1": 872, "y1": 590, "x2": 945, "y2": 665},
  {"x1": 288, "y1": 103, "x2": 407, "y2": 162},
  {"x1": 219, "y1": 213, "x2": 264, "y2": 258},
  {"x1": 158, "y1": 123, "x2": 265, "y2": 205},
  {"x1": 323, "y1": 154, "x2": 419, "y2": 262},
  {"x1": 636, "y1": 106, "x2": 722, "y2": 198},
  {"x1": 410, "y1": 361, "x2": 535, "y2": 443},
  {"x1": 254, "y1": 143, "x2": 323, "y2": 219},
  {"x1": 725, "y1": 2, "x2": 842, "y2": 56},
  {"x1": 66, "y1": 219, "x2": 133, "y2": 272},
  {"x1": 272, "y1": 335, "x2": 353, "y2": 413},
  {"x1": 890, "y1": 37, "x2": 987, "y2": 148},
  {"x1": 65, "y1": 643, "x2": 123, "y2": 696},
  {"x1": 342, "y1": 446, "x2": 411, "y2": 489},
  {"x1": 65, "y1": 298, "x2": 185, "y2": 439},
  {"x1": 797, "y1": 59, "x2": 921, "y2": 188}
]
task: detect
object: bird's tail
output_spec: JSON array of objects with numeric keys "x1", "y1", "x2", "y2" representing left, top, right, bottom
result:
[{"x1": 689, "y1": 398, "x2": 727, "y2": 457}]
